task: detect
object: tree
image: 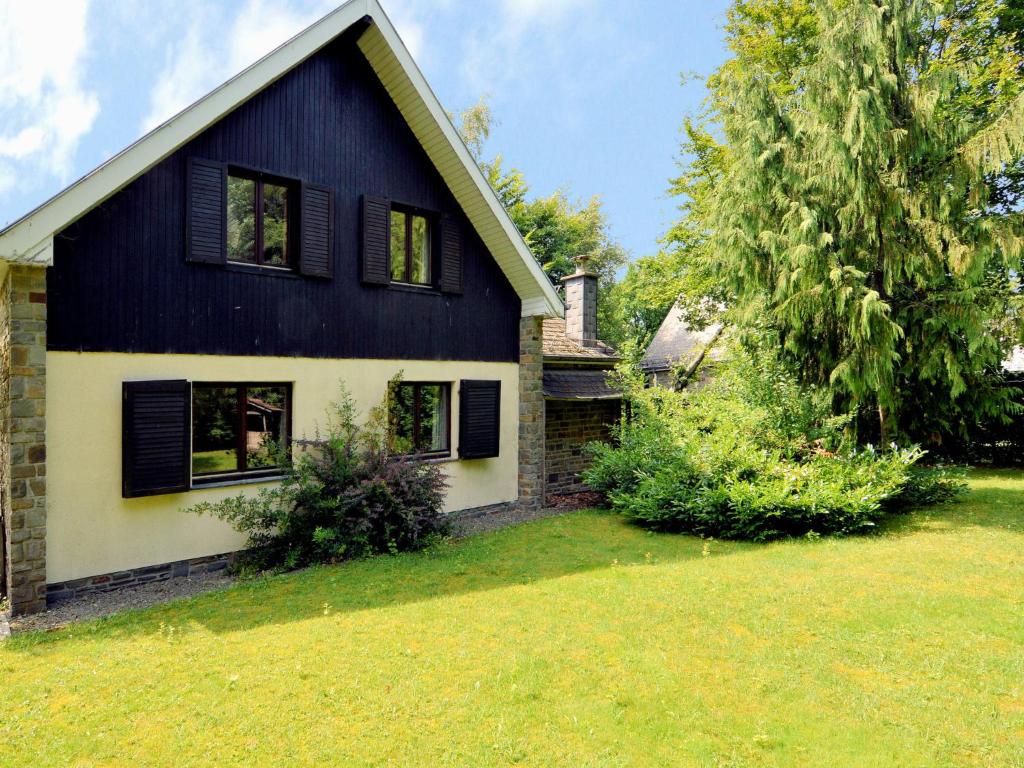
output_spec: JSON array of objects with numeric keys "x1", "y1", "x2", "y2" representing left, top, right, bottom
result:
[
  {"x1": 452, "y1": 99, "x2": 628, "y2": 344},
  {"x1": 617, "y1": 1, "x2": 821, "y2": 346},
  {"x1": 684, "y1": 0, "x2": 1023, "y2": 444}
]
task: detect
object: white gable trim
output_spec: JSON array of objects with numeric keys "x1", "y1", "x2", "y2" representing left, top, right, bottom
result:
[{"x1": 0, "y1": 0, "x2": 563, "y2": 318}]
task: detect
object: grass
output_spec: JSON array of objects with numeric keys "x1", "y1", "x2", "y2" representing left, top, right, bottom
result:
[
  {"x1": 3, "y1": 469, "x2": 1023, "y2": 767},
  {"x1": 191, "y1": 449, "x2": 236, "y2": 474}
]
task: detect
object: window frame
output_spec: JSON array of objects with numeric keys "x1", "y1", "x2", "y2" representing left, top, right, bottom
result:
[
  {"x1": 389, "y1": 381, "x2": 452, "y2": 458},
  {"x1": 226, "y1": 166, "x2": 298, "y2": 270},
  {"x1": 389, "y1": 203, "x2": 436, "y2": 287},
  {"x1": 191, "y1": 381, "x2": 293, "y2": 486}
]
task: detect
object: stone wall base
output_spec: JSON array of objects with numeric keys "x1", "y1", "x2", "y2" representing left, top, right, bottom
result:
[
  {"x1": 43, "y1": 502, "x2": 529, "y2": 606},
  {"x1": 47, "y1": 553, "x2": 235, "y2": 604},
  {"x1": 447, "y1": 501, "x2": 517, "y2": 523}
]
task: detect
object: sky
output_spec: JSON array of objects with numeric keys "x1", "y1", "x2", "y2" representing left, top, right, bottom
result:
[{"x1": 0, "y1": 0, "x2": 731, "y2": 261}]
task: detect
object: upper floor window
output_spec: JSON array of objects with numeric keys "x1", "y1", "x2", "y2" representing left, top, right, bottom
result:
[
  {"x1": 188, "y1": 158, "x2": 333, "y2": 277},
  {"x1": 227, "y1": 173, "x2": 292, "y2": 268},
  {"x1": 389, "y1": 208, "x2": 432, "y2": 285}
]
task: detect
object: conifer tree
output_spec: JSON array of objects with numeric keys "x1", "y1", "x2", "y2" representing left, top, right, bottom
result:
[{"x1": 708, "y1": 0, "x2": 1024, "y2": 442}]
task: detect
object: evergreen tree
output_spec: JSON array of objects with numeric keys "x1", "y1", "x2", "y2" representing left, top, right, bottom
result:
[{"x1": 706, "y1": 0, "x2": 1024, "y2": 443}]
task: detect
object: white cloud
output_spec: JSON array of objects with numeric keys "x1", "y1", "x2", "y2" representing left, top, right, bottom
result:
[
  {"x1": 459, "y1": 0, "x2": 596, "y2": 94},
  {"x1": 142, "y1": 0, "x2": 427, "y2": 133},
  {"x1": 0, "y1": 1, "x2": 98, "y2": 190}
]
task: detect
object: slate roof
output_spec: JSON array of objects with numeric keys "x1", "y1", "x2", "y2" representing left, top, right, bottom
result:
[
  {"x1": 641, "y1": 304, "x2": 725, "y2": 373},
  {"x1": 542, "y1": 318, "x2": 620, "y2": 362},
  {"x1": 543, "y1": 369, "x2": 621, "y2": 400}
]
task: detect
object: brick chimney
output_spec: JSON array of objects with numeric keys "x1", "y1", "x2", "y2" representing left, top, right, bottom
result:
[{"x1": 560, "y1": 259, "x2": 598, "y2": 347}]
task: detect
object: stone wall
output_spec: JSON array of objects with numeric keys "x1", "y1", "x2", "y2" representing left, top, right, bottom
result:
[
  {"x1": 1, "y1": 265, "x2": 47, "y2": 616},
  {"x1": 518, "y1": 315, "x2": 545, "y2": 511},
  {"x1": 544, "y1": 399, "x2": 620, "y2": 500},
  {"x1": 47, "y1": 553, "x2": 233, "y2": 604}
]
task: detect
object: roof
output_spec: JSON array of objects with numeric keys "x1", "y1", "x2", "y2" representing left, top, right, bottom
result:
[
  {"x1": 642, "y1": 304, "x2": 725, "y2": 372},
  {"x1": 543, "y1": 369, "x2": 621, "y2": 400},
  {"x1": 542, "y1": 318, "x2": 620, "y2": 363},
  {"x1": 0, "y1": 0, "x2": 562, "y2": 319}
]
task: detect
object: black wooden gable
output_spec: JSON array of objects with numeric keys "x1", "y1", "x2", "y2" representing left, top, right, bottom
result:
[{"x1": 48, "y1": 32, "x2": 521, "y2": 363}]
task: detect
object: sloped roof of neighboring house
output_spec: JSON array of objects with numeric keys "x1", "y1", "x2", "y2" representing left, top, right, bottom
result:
[
  {"x1": 1003, "y1": 346, "x2": 1024, "y2": 373},
  {"x1": 641, "y1": 303, "x2": 725, "y2": 373},
  {"x1": 542, "y1": 319, "x2": 620, "y2": 362},
  {"x1": 0, "y1": 0, "x2": 562, "y2": 319}
]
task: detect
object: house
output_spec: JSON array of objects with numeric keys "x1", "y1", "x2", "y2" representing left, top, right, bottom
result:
[
  {"x1": 541, "y1": 263, "x2": 621, "y2": 502},
  {"x1": 0, "y1": 0, "x2": 564, "y2": 616},
  {"x1": 641, "y1": 303, "x2": 725, "y2": 390}
]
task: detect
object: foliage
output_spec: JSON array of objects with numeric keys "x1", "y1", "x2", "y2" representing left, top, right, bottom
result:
[
  {"x1": 657, "y1": 0, "x2": 1024, "y2": 447},
  {"x1": 452, "y1": 98, "x2": 629, "y2": 345},
  {"x1": 585, "y1": 342, "x2": 965, "y2": 541},
  {"x1": 188, "y1": 383, "x2": 449, "y2": 572}
]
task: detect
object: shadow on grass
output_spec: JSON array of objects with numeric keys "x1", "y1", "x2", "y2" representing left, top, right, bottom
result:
[
  {"x1": 6, "y1": 509, "x2": 754, "y2": 650},
  {"x1": 10, "y1": 470, "x2": 1021, "y2": 651},
  {"x1": 878, "y1": 468, "x2": 1024, "y2": 537}
]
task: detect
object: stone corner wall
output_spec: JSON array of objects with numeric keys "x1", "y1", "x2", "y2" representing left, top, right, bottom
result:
[
  {"x1": 1, "y1": 265, "x2": 47, "y2": 616},
  {"x1": 518, "y1": 315, "x2": 545, "y2": 511}
]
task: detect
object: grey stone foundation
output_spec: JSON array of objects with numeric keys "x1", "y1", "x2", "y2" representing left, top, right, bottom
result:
[
  {"x1": 448, "y1": 501, "x2": 517, "y2": 523},
  {"x1": 47, "y1": 553, "x2": 235, "y2": 604}
]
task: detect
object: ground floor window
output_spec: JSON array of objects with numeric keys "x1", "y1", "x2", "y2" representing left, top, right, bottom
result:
[
  {"x1": 192, "y1": 383, "x2": 291, "y2": 481},
  {"x1": 389, "y1": 382, "x2": 450, "y2": 457}
]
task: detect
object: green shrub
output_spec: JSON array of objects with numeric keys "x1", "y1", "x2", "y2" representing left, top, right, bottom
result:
[
  {"x1": 586, "y1": 341, "x2": 966, "y2": 541},
  {"x1": 188, "y1": 384, "x2": 450, "y2": 572}
]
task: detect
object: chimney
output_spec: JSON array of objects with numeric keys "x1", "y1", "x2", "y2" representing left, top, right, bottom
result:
[{"x1": 561, "y1": 259, "x2": 598, "y2": 347}]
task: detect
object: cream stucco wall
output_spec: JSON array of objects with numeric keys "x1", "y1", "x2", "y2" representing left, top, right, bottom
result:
[{"x1": 46, "y1": 352, "x2": 519, "y2": 583}]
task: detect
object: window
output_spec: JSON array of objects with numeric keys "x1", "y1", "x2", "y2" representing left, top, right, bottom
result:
[
  {"x1": 192, "y1": 383, "x2": 291, "y2": 481},
  {"x1": 227, "y1": 172, "x2": 291, "y2": 268},
  {"x1": 389, "y1": 382, "x2": 450, "y2": 456},
  {"x1": 389, "y1": 208, "x2": 432, "y2": 285}
]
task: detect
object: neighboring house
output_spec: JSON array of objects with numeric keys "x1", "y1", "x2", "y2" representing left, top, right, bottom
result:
[
  {"x1": 641, "y1": 303, "x2": 725, "y2": 390},
  {"x1": 0, "y1": 0, "x2": 564, "y2": 616},
  {"x1": 541, "y1": 265, "x2": 621, "y2": 501},
  {"x1": 1003, "y1": 346, "x2": 1024, "y2": 375}
]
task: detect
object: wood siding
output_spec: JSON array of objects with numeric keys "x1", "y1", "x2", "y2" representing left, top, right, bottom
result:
[{"x1": 48, "y1": 30, "x2": 521, "y2": 362}]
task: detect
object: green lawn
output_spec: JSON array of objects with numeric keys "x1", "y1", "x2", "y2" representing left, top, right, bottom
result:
[
  {"x1": 191, "y1": 449, "x2": 237, "y2": 474},
  {"x1": 3, "y1": 470, "x2": 1023, "y2": 767}
]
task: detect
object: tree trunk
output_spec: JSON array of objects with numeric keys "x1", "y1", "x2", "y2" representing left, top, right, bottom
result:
[{"x1": 878, "y1": 404, "x2": 891, "y2": 446}]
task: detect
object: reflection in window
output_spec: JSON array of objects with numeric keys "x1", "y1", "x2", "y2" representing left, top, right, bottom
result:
[
  {"x1": 390, "y1": 210, "x2": 407, "y2": 282},
  {"x1": 262, "y1": 183, "x2": 288, "y2": 266},
  {"x1": 389, "y1": 208, "x2": 431, "y2": 285},
  {"x1": 226, "y1": 173, "x2": 291, "y2": 268},
  {"x1": 389, "y1": 383, "x2": 450, "y2": 456},
  {"x1": 227, "y1": 178, "x2": 257, "y2": 264},
  {"x1": 192, "y1": 383, "x2": 290, "y2": 480}
]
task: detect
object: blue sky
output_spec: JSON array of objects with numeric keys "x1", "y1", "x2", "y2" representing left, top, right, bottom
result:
[{"x1": 0, "y1": 0, "x2": 730, "y2": 261}]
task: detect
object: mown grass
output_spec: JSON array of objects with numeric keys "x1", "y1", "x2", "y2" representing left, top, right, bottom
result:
[{"x1": 3, "y1": 470, "x2": 1023, "y2": 767}]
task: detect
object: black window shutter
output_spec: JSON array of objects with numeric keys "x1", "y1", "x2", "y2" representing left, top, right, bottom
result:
[
  {"x1": 459, "y1": 380, "x2": 501, "y2": 459},
  {"x1": 362, "y1": 195, "x2": 390, "y2": 284},
  {"x1": 123, "y1": 380, "x2": 192, "y2": 498},
  {"x1": 187, "y1": 158, "x2": 227, "y2": 264},
  {"x1": 300, "y1": 183, "x2": 333, "y2": 278},
  {"x1": 440, "y1": 216, "x2": 463, "y2": 294}
]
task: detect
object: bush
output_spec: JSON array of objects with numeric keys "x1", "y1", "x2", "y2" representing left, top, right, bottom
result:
[
  {"x1": 585, "y1": 342, "x2": 966, "y2": 541},
  {"x1": 188, "y1": 383, "x2": 450, "y2": 572}
]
